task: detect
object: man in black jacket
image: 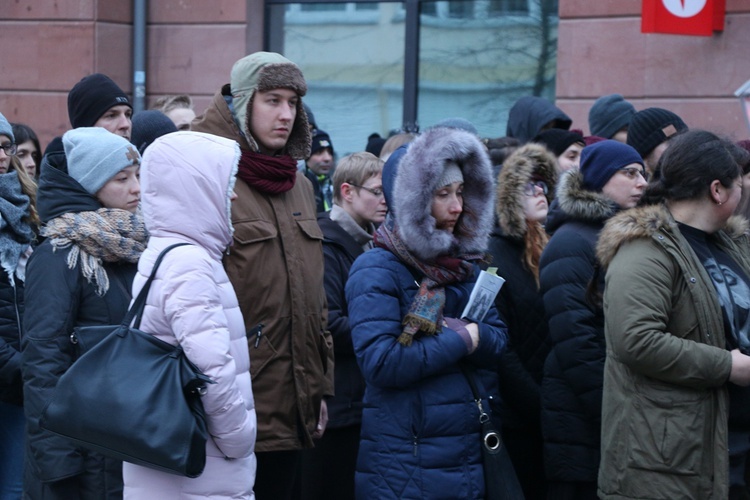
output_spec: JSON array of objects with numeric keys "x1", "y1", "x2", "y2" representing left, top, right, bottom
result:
[{"x1": 300, "y1": 151, "x2": 386, "y2": 500}]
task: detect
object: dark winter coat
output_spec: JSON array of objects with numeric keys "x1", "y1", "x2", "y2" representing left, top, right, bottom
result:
[
  {"x1": 488, "y1": 143, "x2": 557, "y2": 428},
  {"x1": 305, "y1": 168, "x2": 331, "y2": 214},
  {"x1": 538, "y1": 168, "x2": 618, "y2": 482},
  {"x1": 317, "y1": 212, "x2": 367, "y2": 428},
  {"x1": 346, "y1": 127, "x2": 508, "y2": 499},
  {"x1": 595, "y1": 205, "x2": 746, "y2": 500},
  {"x1": 506, "y1": 96, "x2": 572, "y2": 144},
  {"x1": 21, "y1": 154, "x2": 134, "y2": 494},
  {"x1": 0, "y1": 266, "x2": 24, "y2": 406}
]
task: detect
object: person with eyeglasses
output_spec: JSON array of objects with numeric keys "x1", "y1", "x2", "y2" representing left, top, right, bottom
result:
[
  {"x1": 486, "y1": 142, "x2": 558, "y2": 499},
  {"x1": 0, "y1": 112, "x2": 39, "y2": 500},
  {"x1": 596, "y1": 130, "x2": 750, "y2": 499},
  {"x1": 537, "y1": 140, "x2": 646, "y2": 500},
  {"x1": 300, "y1": 151, "x2": 386, "y2": 499}
]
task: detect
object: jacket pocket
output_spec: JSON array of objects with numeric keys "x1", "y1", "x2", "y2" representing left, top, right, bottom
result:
[
  {"x1": 628, "y1": 382, "x2": 709, "y2": 476},
  {"x1": 295, "y1": 218, "x2": 324, "y2": 241},
  {"x1": 233, "y1": 219, "x2": 278, "y2": 244},
  {"x1": 249, "y1": 327, "x2": 279, "y2": 380}
]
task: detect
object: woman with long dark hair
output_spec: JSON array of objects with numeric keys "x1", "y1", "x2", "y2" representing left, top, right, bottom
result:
[{"x1": 596, "y1": 130, "x2": 750, "y2": 499}]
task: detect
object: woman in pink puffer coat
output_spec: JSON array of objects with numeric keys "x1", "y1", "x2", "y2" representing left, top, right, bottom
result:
[{"x1": 123, "y1": 131, "x2": 256, "y2": 499}]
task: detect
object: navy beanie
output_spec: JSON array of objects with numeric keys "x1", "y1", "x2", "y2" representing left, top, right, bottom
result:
[
  {"x1": 310, "y1": 129, "x2": 334, "y2": 156},
  {"x1": 131, "y1": 110, "x2": 177, "y2": 154},
  {"x1": 580, "y1": 140, "x2": 643, "y2": 192},
  {"x1": 626, "y1": 107, "x2": 687, "y2": 158},
  {"x1": 588, "y1": 94, "x2": 636, "y2": 139},
  {"x1": 382, "y1": 144, "x2": 409, "y2": 212},
  {"x1": 68, "y1": 73, "x2": 131, "y2": 128}
]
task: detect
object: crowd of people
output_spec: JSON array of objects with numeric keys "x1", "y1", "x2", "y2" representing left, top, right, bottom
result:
[{"x1": 1, "y1": 50, "x2": 750, "y2": 500}]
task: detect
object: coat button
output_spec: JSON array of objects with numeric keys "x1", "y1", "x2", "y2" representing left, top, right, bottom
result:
[
  {"x1": 689, "y1": 277, "x2": 696, "y2": 283},
  {"x1": 657, "y1": 235, "x2": 664, "y2": 240}
]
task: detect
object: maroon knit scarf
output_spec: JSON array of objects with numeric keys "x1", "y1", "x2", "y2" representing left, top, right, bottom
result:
[{"x1": 237, "y1": 149, "x2": 298, "y2": 194}]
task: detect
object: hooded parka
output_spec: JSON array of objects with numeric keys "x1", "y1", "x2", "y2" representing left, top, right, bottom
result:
[
  {"x1": 122, "y1": 132, "x2": 257, "y2": 499},
  {"x1": 538, "y1": 168, "x2": 618, "y2": 483},
  {"x1": 595, "y1": 204, "x2": 745, "y2": 500},
  {"x1": 191, "y1": 52, "x2": 333, "y2": 452},
  {"x1": 346, "y1": 128, "x2": 508, "y2": 499}
]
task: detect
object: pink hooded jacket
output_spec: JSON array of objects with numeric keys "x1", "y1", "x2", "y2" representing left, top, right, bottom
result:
[{"x1": 123, "y1": 132, "x2": 256, "y2": 499}]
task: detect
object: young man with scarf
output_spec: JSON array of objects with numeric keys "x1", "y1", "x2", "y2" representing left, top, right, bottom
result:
[{"x1": 192, "y1": 51, "x2": 333, "y2": 500}]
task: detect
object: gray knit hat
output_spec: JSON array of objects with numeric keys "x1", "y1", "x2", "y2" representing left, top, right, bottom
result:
[
  {"x1": 64, "y1": 127, "x2": 141, "y2": 195},
  {"x1": 588, "y1": 94, "x2": 636, "y2": 139},
  {"x1": 0, "y1": 112, "x2": 14, "y2": 142}
]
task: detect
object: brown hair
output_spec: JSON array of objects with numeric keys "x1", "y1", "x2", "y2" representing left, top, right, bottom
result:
[
  {"x1": 523, "y1": 220, "x2": 549, "y2": 287},
  {"x1": 8, "y1": 156, "x2": 40, "y2": 228}
]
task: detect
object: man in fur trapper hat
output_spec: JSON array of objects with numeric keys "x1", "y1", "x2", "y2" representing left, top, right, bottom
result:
[{"x1": 192, "y1": 52, "x2": 332, "y2": 500}]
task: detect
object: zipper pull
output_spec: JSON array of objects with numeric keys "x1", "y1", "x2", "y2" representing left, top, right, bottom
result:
[
  {"x1": 413, "y1": 437, "x2": 418, "y2": 457},
  {"x1": 252, "y1": 323, "x2": 265, "y2": 348}
]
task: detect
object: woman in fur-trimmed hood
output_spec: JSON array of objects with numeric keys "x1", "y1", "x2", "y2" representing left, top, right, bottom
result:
[
  {"x1": 537, "y1": 140, "x2": 647, "y2": 498},
  {"x1": 595, "y1": 130, "x2": 750, "y2": 500},
  {"x1": 345, "y1": 127, "x2": 509, "y2": 499},
  {"x1": 487, "y1": 142, "x2": 556, "y2": 499}
]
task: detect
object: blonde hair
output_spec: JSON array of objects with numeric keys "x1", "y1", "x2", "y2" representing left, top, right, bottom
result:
[
  {"x1": 152, "y1": 95, "x2": 193, "y2": 114},
  {"x1": 380, "y1": 133, "x2": 417, "y2": 161},
  {"x1": 332, "y1": 152, "x2": 383, "y2": 205}
]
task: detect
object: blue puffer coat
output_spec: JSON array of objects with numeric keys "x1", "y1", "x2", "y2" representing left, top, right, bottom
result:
[{"x1": 347, "y1": 247, "x2": 507, "y2": 500}]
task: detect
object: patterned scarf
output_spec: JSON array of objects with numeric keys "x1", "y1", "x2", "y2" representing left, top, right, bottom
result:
[
  {"x1": 374, "y1": 216, "x2": 480, "y2": 346},
  {"x1": 0, "y1": 172, "x2": 35, "y2": 282},
  {"x1": 237, "y1": 148, "x2": 298, "y2": 194},
  {"x1": 41, "y1": 209, "x2": 148, "y2": 296}
]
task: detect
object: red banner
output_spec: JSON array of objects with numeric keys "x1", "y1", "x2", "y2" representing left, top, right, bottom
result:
[{"x1": 642, "y1": 0, "x2": 725, "y2": 36}]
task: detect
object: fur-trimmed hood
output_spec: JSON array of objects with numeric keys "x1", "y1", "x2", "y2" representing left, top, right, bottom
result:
[
  {"x1": 596, "y1": 203, "x2": 750, "y2": 269},
  {"x1": 391, "y1": 127, "x2": 494, "y2": 260},
  {"x1": 496, "y1": 143, "x2": 557, "y2": 239},
  {"x1": 547, "y1": 168, "x2": 618, "y2": 232}
]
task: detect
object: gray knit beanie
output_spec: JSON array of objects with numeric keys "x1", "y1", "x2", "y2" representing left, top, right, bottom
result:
[
  {"x1": 64, "y1": 127, "x2": 141, "y2": 195},
  {"x1": 438, "y1": 161, "x2": 464, "y2": 188},
  {"x1": 588, "y1": 94, "x2": 636, "y2": 139},
  {"x1": 0, "y1": 113, "x2": 14, "y2": 142}
]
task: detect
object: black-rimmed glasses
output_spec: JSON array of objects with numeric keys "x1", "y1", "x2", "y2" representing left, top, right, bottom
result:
[{"x1": 0, "y1": 143, "x2": 17, "y2": 156}]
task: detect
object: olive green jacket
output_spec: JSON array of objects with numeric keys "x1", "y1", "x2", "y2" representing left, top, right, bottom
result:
[{"x1": 595, "y1": 204, "x2": 750, "y2": 499}]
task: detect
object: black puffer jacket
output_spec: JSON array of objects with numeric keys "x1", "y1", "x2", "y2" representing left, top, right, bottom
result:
[
  {"x1": 21, "y1": 150, "x2": 135, "y2": 494},
  {"x1": 538, "y1": 168, "x2": 617, "y2": 482},
  {"x1": 488, "y1": 143, "x2": 557, "y2": 427},
  {"x1": 317, "y1": 212, "x2": 367, "y2": 428}
]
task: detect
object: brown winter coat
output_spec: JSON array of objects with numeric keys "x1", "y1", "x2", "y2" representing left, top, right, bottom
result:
[
  {"x1": 193, "y1": 87, "x2": 334, "y2": 452},
  {"x1": 595, "y1": 204, "x2": 750, "y2": 500}
]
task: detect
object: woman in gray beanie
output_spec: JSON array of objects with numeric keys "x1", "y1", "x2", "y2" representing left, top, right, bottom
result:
[{"x1": 21, "y1": 127, "x2": 147, "y2": 499}]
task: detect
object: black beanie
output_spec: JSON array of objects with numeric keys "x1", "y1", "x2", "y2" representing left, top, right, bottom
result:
[
  {"x1": 626, "y1": 107, "x2": 687, "y2": 158},
  {"x1": 533, "y1": 129, "x2": 585, "y2": 157},
  {"x1": 131, "y1": 110, "x2": 178, "y2": 154},
  {"x1": 366, "y1": 133, "x2": 387, "y2": 157},
  {"x1": 67, "y1": 74, "x2": 131, "y2": 128},
  {"x1": 310, "y1": 129, "x2": 334, "y2": 156}
]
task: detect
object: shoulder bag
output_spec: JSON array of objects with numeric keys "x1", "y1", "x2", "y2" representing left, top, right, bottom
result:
[
  {"x1": 40, "y1": 243, "x2": 213, "y2": 478},
  {"x1": 461, "y1": 365, "x2": 525, "y2": 500}
]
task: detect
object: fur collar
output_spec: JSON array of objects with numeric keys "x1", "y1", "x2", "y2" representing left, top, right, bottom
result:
[
  {"x1": 496, "y1": 143, "x2": 557, "y2": 239},
  {"x1": 393, "y1": 127, "x2": 494, "y2": 260},
  {"x1": 596, "y1": 203, "x2": 750, "y2": 268},
  {"x1": 556, "y1": 168, "x2": 617, "y2": 223}
]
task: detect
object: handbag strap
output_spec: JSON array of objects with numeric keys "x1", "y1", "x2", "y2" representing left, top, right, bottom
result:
[
  {"x1": 460, "y1": 365, "x2": 491, "y2": 425},
  {"x1": 123, "y1": 243, "x2": 191, "y2": 329}
]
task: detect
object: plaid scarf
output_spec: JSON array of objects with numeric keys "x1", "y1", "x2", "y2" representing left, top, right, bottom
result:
[
  {"x1": 41, "y1": 209, "x2": 148, "y2": 296},
  {"x1": 374, "y1": 216, "x2": 480, "y2": 346}
]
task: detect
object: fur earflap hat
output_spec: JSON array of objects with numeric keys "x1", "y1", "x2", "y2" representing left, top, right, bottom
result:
[
  {"x1": 496, "y1": 143, "x2": 558, "y2": 239},
  {"x1": 392, "y1": 127, "x2": 494, "y2": 260},
  {"x1": 230, "y1": 52, "x2": 310, "y2": 159},
  {"x1": 68, "y1": 73, "x2": 131, "y2": 129}
]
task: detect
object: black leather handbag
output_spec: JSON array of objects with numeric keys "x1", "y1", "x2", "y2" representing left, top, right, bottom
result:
[
  {"x1": 40, "y1": 243, "x2": 214, "y2": 478},
  {"x1": 461, "y1": 365, "x2": 525, "y2": 500}
]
